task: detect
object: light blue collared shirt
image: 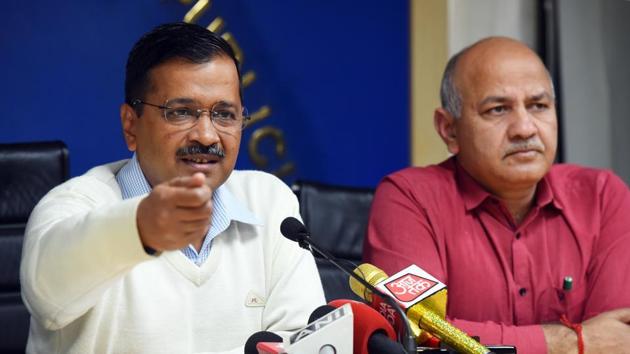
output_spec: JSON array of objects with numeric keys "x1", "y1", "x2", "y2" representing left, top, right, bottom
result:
[{"x1": 115, "y1": 154, "x2": 260, "y2": 266}]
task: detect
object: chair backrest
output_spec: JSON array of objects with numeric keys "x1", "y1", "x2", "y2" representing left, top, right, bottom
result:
[
  {"x1": 0, "y1": 141, "x2": 69, "y2": 353},
  {"x1": 292, "y1": 180, "x2": 374, "y2": 302}
]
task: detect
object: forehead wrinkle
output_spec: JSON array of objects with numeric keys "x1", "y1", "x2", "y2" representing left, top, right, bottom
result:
[
  {"x1": 529, "y1": 92, "x2": 554, "y2": 101},
  {"x1": 148, "y1": 58, "x2": 241, "y2": 106}
]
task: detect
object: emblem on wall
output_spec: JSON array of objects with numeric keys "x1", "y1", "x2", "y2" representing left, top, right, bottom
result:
[{"x1": 179, "y1": 0, "x2": 296, "y2": 178}]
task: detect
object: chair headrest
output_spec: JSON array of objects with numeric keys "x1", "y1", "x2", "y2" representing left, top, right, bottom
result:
[
  {"x1": 0, "y1": 141, "x2": 69, "y2": 224},
  {"x1": 292, "y1": 180, "x2": 374, "y2": 260}
]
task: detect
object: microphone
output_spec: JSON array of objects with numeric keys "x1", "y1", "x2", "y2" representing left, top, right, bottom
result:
[
  {"x1": 308, "y1": 305, "x2": 337, "y2": 324},
  {"x1": 350, "y1": 263, "x2": 492, "y2": 354},
  {"x1": 285, "y1": 302, "x2": 353, "y2": 353},
  {"x1": 250, "y1": 304, "x2": 352, "y2": 354},
  {"x1": 280, "y1": 217, "x2": 310, "y2": 248},
  {"x1": 329, "y1": 299, "x2": 404, "y2": 354},
  {"x1": 368, "y1": 333, "x2": 409, "y2": 354},
  {"x1": 244, "y1": 331, "x2": 283, "y2": 354},
  {"x1": 353, "y1": 263, "x2": 441, "y2": 346},
  {"x1": 280, "y1": 217, "x2": 417, "y2": 354}
]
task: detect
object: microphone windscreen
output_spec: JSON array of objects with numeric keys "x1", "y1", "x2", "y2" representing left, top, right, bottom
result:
[
  {"x1": 308, "y1": 304, "x2": 337, "y2": 324},
  {"x1": 244, "y1": 331, "x2": 282, "y2": 354},
  {"x1": 367, "y1": 332, "x2": 407, "y2": 354},
  {"x1": 329, "y1": 299, "x2": 396, "y2": 354},
  {"x1": 280, "y1": 217, "x2": 308, "y2": 241}
]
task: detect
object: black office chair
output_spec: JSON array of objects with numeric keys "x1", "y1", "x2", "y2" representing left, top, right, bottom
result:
[
  {"x1": 292, "y1": 180, "x2": 374, "y2": 302},
  {"x1": 0, "y1": 141, "x2": 69, "y2": 353}
]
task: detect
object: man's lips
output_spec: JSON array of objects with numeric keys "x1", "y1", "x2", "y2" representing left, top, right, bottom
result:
[
  {"x1": 179, "y1": 153, "x2": 222, "y2": 164},
  {"x1": 503, "y1": 148, "x2": 542, "y2": 160},
  {"x1": 505, "y1": 148, "x2": 539, "y2": 156}
]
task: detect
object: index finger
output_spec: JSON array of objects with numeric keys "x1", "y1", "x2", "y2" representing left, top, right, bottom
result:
[
  {"x1": 172, "y1": 185, "x2": 213, "y2": 208},
  {"x1": 168, "y1": 172, "x2": 206, "y2": 188}
]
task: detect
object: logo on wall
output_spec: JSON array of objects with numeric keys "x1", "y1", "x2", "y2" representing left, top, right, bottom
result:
[{"x1": 179, "y1": 0, "x2": 295, "y2": 178}]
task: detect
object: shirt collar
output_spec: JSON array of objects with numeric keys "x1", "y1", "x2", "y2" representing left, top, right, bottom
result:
[
  {"x1": 453, "y1": 157, "x2": 490, "y2": 211},
  {"x1": 452, "y1": 156, "x2": 561, "y2": 212},
  {"x1": 115, "y1": 153, "x2": 261, "y2": 226},
  {"x1": 115, "y1": 154, "x2": 149, "y2": 199},
  {"x1": 535, "y1": 173, "x2": 564, "y2": 210},
  {"x1": 218, "y1": 185, "x2": 263, "y2": 226}
]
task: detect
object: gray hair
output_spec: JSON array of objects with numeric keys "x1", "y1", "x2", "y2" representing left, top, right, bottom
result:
[{"x1": 439, "y1": 50, "x2": 464, "y2": 118}]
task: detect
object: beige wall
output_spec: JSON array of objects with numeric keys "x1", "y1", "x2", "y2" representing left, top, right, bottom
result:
[{"x1": 410, "y1": 0, "x2": 449, "y2": 167}]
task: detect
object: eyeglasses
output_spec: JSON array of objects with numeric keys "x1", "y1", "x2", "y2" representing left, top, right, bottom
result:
[{"x1": 131, "y1": 99, "x2": 250, "y2": 132}]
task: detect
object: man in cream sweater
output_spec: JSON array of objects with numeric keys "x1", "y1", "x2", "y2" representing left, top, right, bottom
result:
[{"x1": 20, "y1": 22, "x2": 325, "y2": 353}]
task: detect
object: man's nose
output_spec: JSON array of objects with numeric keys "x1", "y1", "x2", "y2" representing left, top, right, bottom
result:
[
  {"x1": 187, "y1": 112, "x2": 221, "y2": 146},
  {"x1": 508, "y1": 105, "x2": 537, "y2": 140}
]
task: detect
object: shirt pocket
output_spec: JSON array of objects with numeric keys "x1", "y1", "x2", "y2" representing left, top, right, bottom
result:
[{"x1": 538, "y1": 282, "x2": 587, "y2": 323}]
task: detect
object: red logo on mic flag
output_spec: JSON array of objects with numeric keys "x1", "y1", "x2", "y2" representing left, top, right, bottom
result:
[{"x1": 384, "y1": 273, "x2": 437, "y2": 302}]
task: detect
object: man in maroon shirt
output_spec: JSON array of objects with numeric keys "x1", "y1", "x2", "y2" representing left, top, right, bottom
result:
[{"x1": 364, "y1": 37, "x2": 630, "y2": 353}]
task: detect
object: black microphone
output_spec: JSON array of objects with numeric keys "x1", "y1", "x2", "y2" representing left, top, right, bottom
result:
[
  {"x1": 280, "y1": 216, "x2": 416, "y2": 354},
  {"x1": 280, "y1": 216, "x2": 310, "y2": 249},
  {"x1": 244, "y1": 331, "x2": 283, "y2": 354},
  {"x1": 368, "y1": 332, "x2": 408, "y2": 354},
  {"x1": 308, "y1": 304, "x2": 337, "y2": 324}
]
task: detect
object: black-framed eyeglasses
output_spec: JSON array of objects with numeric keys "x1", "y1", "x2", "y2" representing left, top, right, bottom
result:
[{"x1": 131, "y1": 99, "x2": 250, "y2": 132}]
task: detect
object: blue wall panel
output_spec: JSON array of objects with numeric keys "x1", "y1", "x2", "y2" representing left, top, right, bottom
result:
[{"x1": 0, "y1": 0, "x2": 409, "y2": 187}]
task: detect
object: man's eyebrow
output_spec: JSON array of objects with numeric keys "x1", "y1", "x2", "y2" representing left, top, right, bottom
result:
[
  {"x1": 479, "y1": 91, "x2": 554, "y2": 106},
  {"x1": 165, "y1": 98, "x2": 238, "y2": 108},
  {"x1": 479, "y1": 96, "x2": 511, "y2": 106},
  {"x1": 212, "y1": 100, "x2": 237, "y2": 108},
  {"x1": 165, "y1": 97, "x2": 197, "y2": 106}
]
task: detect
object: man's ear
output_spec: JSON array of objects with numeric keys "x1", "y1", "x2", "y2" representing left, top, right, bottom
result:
[
  {"x1": 434, "y1": 108, "x2": 460, "y2": 155},
  {"x1": 120, "y1": 103, "x2": 139, "y2": 152}
]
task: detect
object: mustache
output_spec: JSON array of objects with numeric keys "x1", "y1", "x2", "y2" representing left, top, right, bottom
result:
[
  {"x1": 504, "y1": 139, "x2": 545, "y2": 156},
  {"x1": 176, "y1": 143, "x2": 225, "y2": 158}
]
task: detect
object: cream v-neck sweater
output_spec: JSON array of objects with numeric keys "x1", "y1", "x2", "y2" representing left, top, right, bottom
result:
[{"x1": 20, "y1": 161, "x2": 325, "y2": 354}]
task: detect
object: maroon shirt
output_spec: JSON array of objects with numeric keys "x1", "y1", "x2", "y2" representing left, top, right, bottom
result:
[{"x1": 364, "y1": 157, "x2": 630, "y2": 354}]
